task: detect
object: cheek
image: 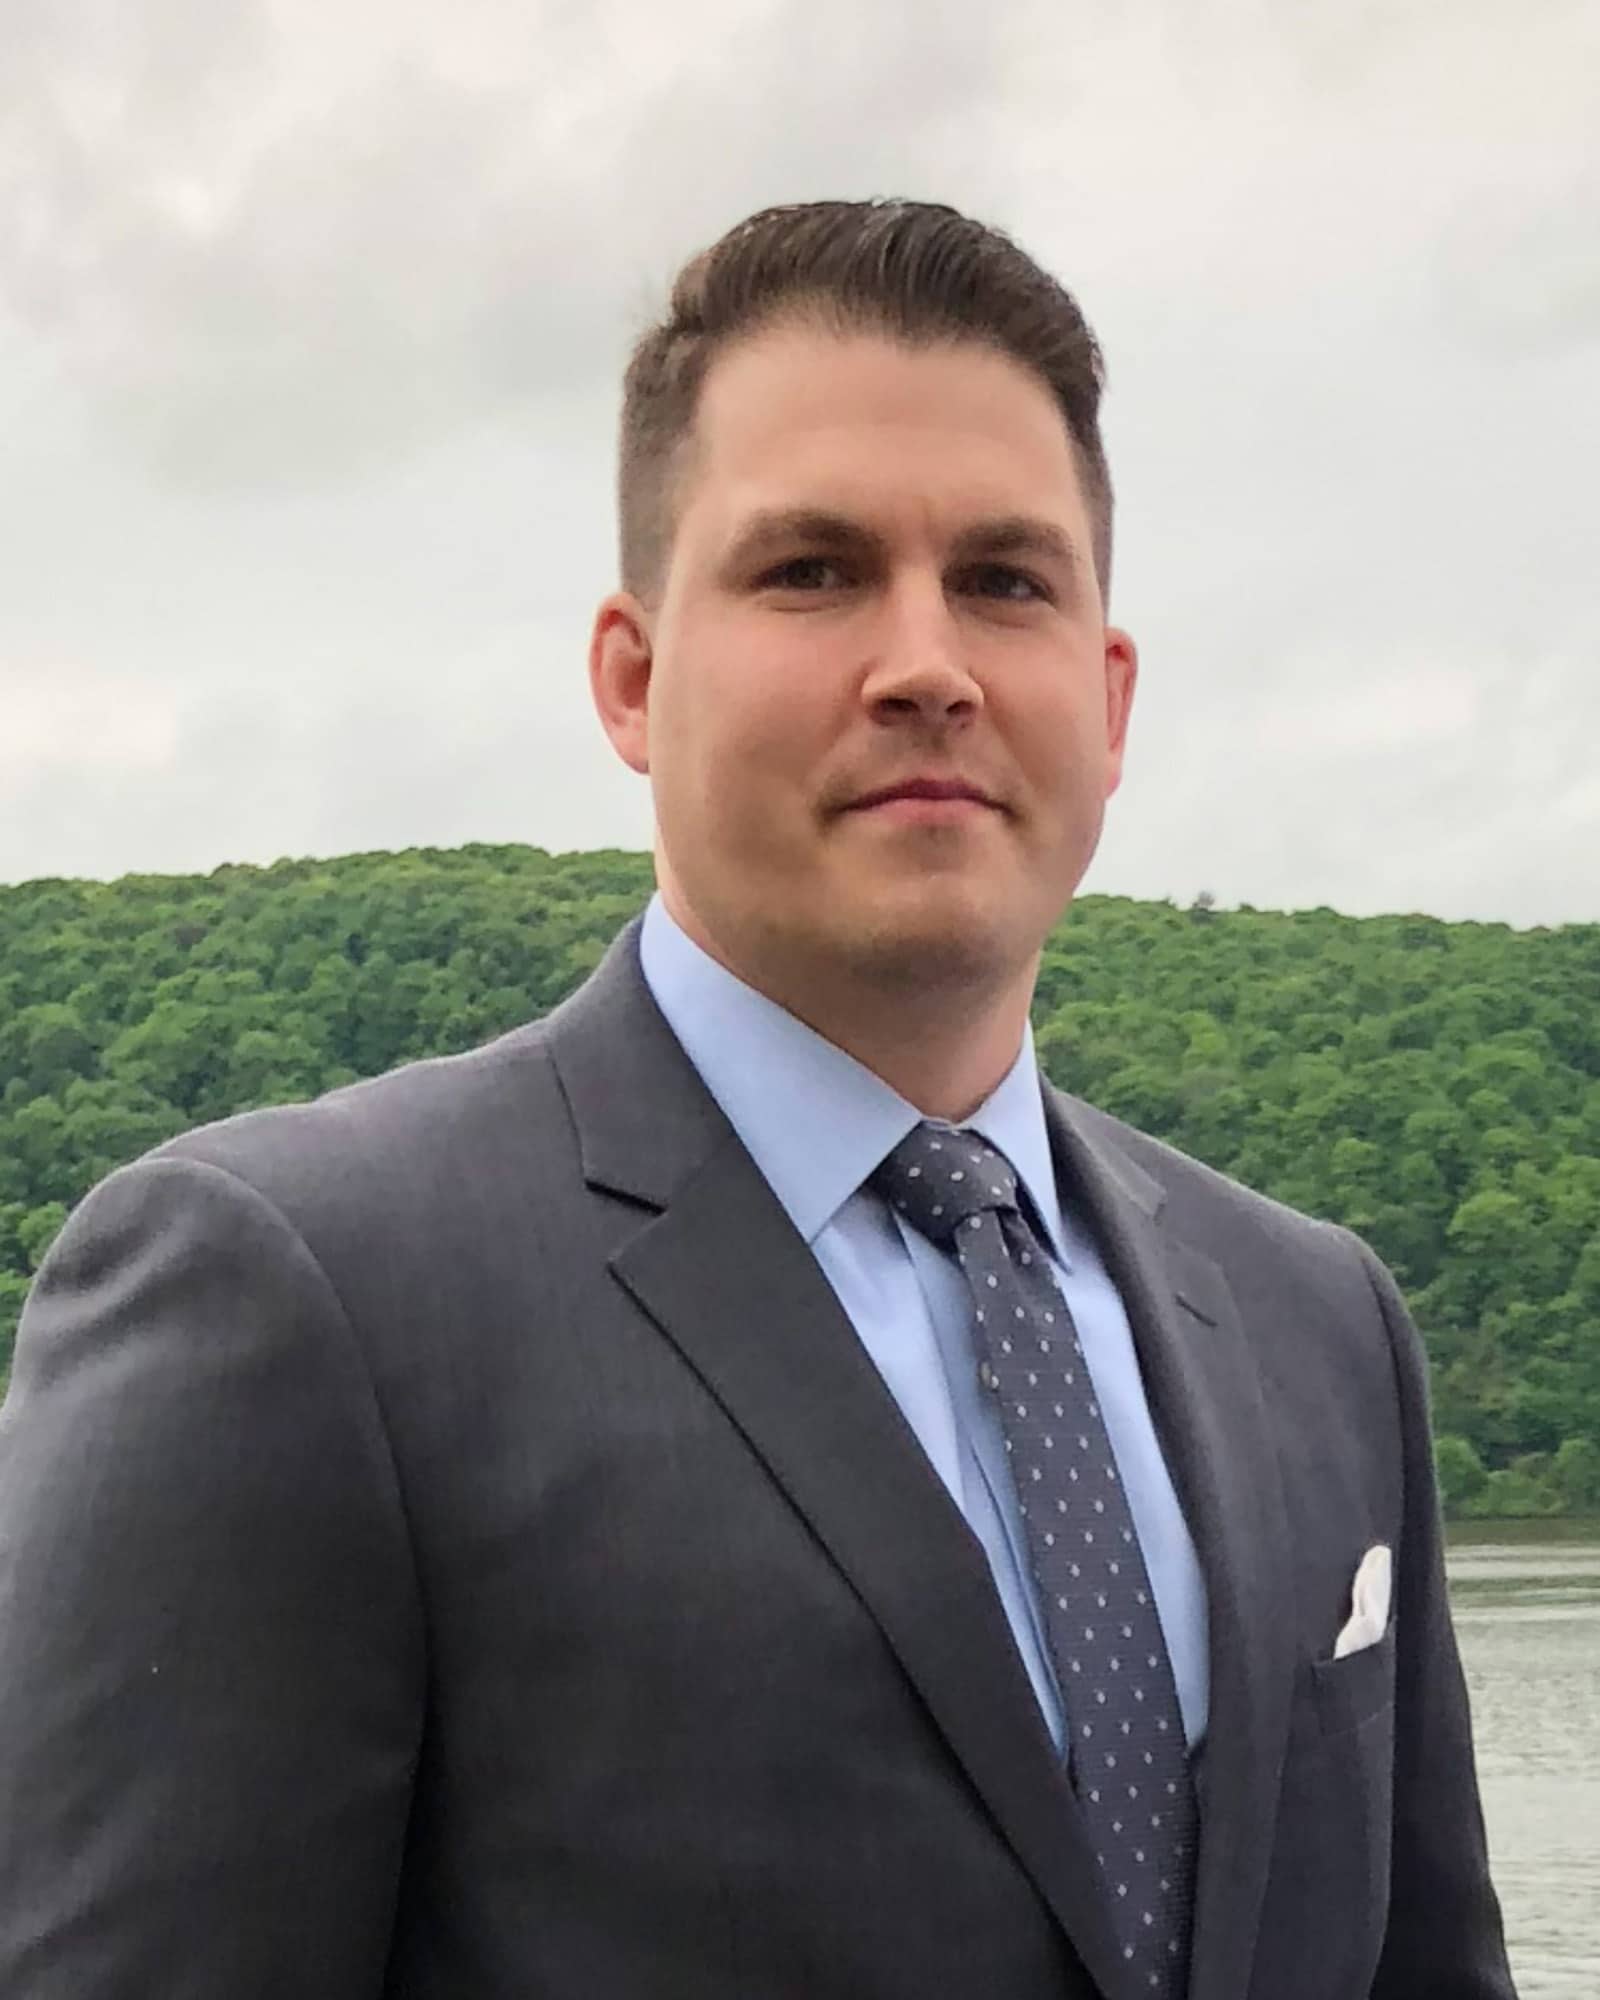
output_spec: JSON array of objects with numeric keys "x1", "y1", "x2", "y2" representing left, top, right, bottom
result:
[
  {"x1": 702, "y1": 647, "x2": 837, "y2": 774},
  {"x1": 1014, "y1": 684, "x2": 1099, "y2": 775},
  {"x1": 655, "y1": 655, "x2": 818, "y2": 836},
  {"x1": 1013, "y1": 696, "x2": 1116, "y2": 845}
]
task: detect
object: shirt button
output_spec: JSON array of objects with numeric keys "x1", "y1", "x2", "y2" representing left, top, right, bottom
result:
[{"x1": 979, "y1": 1361, "x2": 999, "y2": 1392}]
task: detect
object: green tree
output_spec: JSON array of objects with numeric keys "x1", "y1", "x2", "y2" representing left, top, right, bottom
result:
[
  {"x1": 1434, "y1": 1435, "x2": 1489, "y2": 1515},
  {"x1": 1, "y1": 844, "x2": 1593, "y2": 1510},
  {"x1": 1550, "y1": 1436, "x2": 1600, "y2": 1514}
]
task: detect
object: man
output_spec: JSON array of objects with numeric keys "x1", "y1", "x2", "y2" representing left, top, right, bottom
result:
[{"x1": 0, "y1": 198, "x2": 1515, "y2": 1998}]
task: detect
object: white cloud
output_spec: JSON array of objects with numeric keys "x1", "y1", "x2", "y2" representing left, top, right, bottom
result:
[
  {"x1": 0, "y1": 664, "x2": 183, "y2": 771},
  {"x1": 0, "y1": 0, "x2": 1595, "y2": 923},
  {"x1": 1244, "y1": 655, "x2": 1483, "y2": 756}
]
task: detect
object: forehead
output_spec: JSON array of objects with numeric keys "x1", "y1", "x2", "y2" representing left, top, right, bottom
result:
[{"x1": 682, "y1": 324, "x2": 1088, "y2": 534}]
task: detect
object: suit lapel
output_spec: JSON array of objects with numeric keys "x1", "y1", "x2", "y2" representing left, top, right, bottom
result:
[
  {"x1": 1042, "y1": 1089, "x2": 1295, "y2": 2000},
  {"x1": 544, "y1": 923, "x2": 1130, "y2": 2000}
]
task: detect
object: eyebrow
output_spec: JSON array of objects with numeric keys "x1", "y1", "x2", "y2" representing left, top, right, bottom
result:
[{"x1": 718, "y1": 506, "x2": 1084, "y2": 581}]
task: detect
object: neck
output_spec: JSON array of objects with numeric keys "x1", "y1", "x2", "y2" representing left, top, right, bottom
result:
[
  {"x1": 787, "y1": 982, "x2": 1035, "y2": 1124},
  {"x1": 661, "y1": 891, "x2": 1037, "y2": 1124}
]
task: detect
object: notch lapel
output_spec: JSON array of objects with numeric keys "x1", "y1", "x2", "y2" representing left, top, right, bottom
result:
[
  {"x1": 1042, "y1": 1089, "x2": 1296, "y2": 2000},
  {"x1": 543, "y1": 923, "x2": 1131, "y2": 2000}
]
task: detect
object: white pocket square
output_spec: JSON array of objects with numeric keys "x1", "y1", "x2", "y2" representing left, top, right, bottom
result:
[{"x1": 1332, "y1": 1543, "x2": 1392, "y2": 1659}]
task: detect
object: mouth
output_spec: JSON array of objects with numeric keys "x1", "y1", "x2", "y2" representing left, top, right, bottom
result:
[{"x1": 847, "y1": 779, "x2": 1003, "y2": 815}]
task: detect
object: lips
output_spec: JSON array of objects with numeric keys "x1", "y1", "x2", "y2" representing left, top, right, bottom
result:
[{"x1": 848, "y1": 778, "x2": 1000, "y2": 811}]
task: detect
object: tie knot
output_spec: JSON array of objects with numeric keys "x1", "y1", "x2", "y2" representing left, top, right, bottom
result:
[{"x1": 871, "y1": 1122, "x2": 1020, "y2": 1244}]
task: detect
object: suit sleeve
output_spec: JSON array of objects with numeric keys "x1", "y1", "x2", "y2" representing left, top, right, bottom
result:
[
  {"x1": 0, "y1": 1154, "x2": 425, "y2": 1998},
  {"x1": 1351, "y1": 1238, "x2": 1519, "y2": 1999}
]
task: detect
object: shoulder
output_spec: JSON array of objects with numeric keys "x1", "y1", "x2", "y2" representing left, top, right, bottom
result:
[
  {"x1": 1056, "y1": 1088, "x2": 1390, "y2": 1309},
  {"x1": 1065, "y1": 1091, "x2": 1343, "y2": 1245},
  {"x1": 1057, "y1": 1090, "x2": 1434, "y2": 1464},
  {"x1": 106, "y1": 1014, "x2": 578, "y2": 1266}
]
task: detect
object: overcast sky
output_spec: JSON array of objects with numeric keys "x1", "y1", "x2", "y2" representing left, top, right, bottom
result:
[{"x1": 3, "y1": 0, "x2": 1596, "y2": 925}]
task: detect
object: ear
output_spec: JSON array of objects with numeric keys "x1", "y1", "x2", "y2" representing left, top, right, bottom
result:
[
  {"x1": 588, "y1": 592, "x2": 654, "y2": 775},
  {"x1": 1101, "y1": 625, "x2": 1138, "y2": 796}
]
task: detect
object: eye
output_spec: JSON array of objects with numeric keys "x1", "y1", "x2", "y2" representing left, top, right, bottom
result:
[
  {"x1": 967, "y1": 564, "x2": 1050, "y2": 603},
  {"x1": 760, "y1": 556, "x2": 849, "y2": 590}
]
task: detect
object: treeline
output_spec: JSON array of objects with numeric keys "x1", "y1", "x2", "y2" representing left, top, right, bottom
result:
[{"x1": 2, "y1": 845, "x2": 1597, "y2": 1517}]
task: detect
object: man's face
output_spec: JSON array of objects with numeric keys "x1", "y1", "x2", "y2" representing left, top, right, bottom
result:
[{"x1": 597, "y1": 322, "x2": 1136, "y2": 1002}]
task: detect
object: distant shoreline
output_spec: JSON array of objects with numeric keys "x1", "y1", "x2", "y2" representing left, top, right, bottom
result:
[{"x1": 1446, "y1": 1517, "x2": 1600, "y2": 1545}]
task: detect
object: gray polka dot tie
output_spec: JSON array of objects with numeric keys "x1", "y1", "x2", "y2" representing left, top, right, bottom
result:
[{"x1": 873, "y1": 1122, "x2": 1196, "y2": 1999}]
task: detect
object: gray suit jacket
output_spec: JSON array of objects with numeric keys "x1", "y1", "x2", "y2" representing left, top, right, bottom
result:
[{"x1": 0, "y1": 917, "x2": 1515, "y2": 1998}]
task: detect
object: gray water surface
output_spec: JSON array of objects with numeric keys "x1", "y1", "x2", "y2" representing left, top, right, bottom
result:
[{"x1": 1448, "y1": 1527, "x2": 1600, "y2": 1999}]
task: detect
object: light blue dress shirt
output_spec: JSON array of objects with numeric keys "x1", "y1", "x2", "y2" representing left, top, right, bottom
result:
[{"x1": 638, "y1": 894, "x2": 1209, "y2": 1754}]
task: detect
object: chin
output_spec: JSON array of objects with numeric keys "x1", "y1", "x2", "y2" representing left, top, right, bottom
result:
[{"x1": 830, "y1": 894, "x2": 1021, "y2": 991}]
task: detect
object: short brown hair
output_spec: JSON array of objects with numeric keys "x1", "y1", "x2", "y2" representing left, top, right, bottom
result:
[{"x1": 616, "y1": 198, "x2": 1114, "y2": 612}]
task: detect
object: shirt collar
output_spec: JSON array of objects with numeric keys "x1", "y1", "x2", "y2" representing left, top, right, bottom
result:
[{"x1": 638, "y1": 893, "x2": 1070, "y2": 1265}]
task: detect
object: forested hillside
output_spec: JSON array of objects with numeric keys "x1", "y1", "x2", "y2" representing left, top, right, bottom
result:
[{"x1": 3, "y1": 845, "x2": 1597, "y2": 1516}]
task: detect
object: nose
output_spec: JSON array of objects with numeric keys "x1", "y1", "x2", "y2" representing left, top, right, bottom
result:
[{"x1": 860, "y1": 576, "x2": 984, "y2": 727}]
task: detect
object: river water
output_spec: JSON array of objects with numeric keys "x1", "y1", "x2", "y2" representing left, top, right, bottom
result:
[{"x1": 1448, "y1": 1524, "x2": 1600, "y2": 1998}]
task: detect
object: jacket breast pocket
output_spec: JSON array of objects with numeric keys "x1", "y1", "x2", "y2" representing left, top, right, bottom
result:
[{"x1": 1306, "y1": 1620, "x2": 1397, "y2": 1740}]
